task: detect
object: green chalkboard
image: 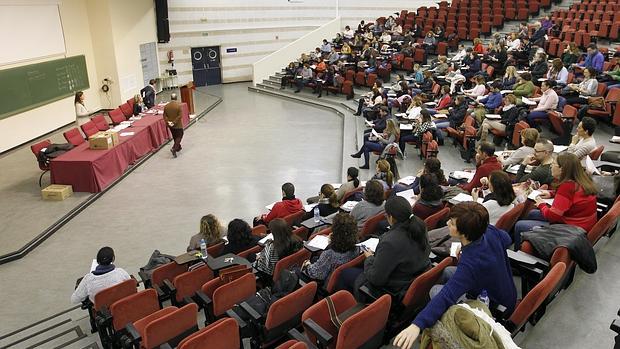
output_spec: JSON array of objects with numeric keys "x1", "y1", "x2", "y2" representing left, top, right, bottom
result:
[{"x1": 0, "y1": 55, "x2": 89, "y2": 120}]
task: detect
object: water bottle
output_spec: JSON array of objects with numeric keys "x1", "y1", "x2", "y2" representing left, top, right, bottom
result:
[
  {"x1": 478, "y1": 289, "x2": 490, "y2": 307},
  {"x1": 313, "y1": 206, "x2": 320, "y2": 223},
  {"x1": 199, "y1": 239, "x2": 208, "y2": 259}
]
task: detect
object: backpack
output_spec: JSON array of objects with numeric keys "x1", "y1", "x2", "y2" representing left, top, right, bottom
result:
[
  {"x1": 36, "y1": 143, "x2": 74, "y2": 167},
  {"x1": 140, "y1": 250, "x2": 176, "y2": 279}
]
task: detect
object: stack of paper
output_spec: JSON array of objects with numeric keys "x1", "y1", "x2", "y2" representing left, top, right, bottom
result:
[
  {"x1": 433, "y1": 114, "x2": 448, "y2": 119},
  {"x1": 452, "y1": 171, "x2": 475, "y2": 181},
  {"x1": 398, "y1": 176, "x2": 417, "y2": 185},
  {"x1": 485, "y1": 114, "x2": 501, "y2": 119},
  {"x1": 341, "y1": 201, "x2": 360, "y2": 212},
  {"x1": 396, "y1": 189, "x2": 416, "y2": 206},
  {"x1": 304, "y1": 203, "x2": 319, "y2": 212},
  {"x1": 307, "y1": 235, "x2": 330, "y2": 250},
  {"x1": 450, "y1": 242, "x2": 462, "y2": 257},
  {"x1": 500, "y1": 90, "x2": 513, "y2": 94},
  {"x1": 357, "y1": 238, "x2": 380, "y2": 252},
  {"x1": 259, "y1": 233, "x2": 273, "y2": 245},
  {"x1": 119, "y1": 132, "x2": 135, "y2": 137},
  {"x1": 451, "y1": 193, "x2": 484, "y2": 203}
]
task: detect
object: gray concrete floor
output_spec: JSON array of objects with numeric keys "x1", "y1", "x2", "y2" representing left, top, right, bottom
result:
[{"x1": 0, "y1": 82, "x2": 619, "y2": 348}]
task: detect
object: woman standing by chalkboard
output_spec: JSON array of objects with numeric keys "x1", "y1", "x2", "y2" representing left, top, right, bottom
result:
[{"x1": 74, "y1": 91, "x2": 90, "y2": 117}]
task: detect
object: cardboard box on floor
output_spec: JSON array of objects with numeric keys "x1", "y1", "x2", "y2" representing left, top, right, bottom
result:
[
  {"x1": 42, "y1": 184, "x2": 73, "y2": 201},
  {"x1": 89, "y1": 131, "x2": 120, "y2": 150}
]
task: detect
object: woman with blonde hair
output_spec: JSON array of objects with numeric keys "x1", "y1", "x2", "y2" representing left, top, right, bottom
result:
[
  {"x1": 372, "y1": 159, "x2": 394, "y2": 189},
  {"x1": 132, "y1": 94, "x2": 146, "y2": 115},
  {"x1": 351, "y1": 119, "x2": 399, "y2": 169},
  {"x1": 303, "y1": 184, "x2": 340, "y2": 219},
  {"x1": 187, "y1": 214, "x2": 226, "y2": 252},
  {"x1": 502, "y1": 66, "x2": 518, "y2": 89},
  {"x1": 463, "y1": 75, "x2": 487, "y2": 98},
  {"x1": 501, "y1": 127, "x2": 539, "y2": 167}
]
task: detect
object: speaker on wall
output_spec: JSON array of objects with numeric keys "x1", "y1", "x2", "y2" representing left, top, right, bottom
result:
[{"x1": 155, "y1": 0, "x2": 170, "y2": 43}]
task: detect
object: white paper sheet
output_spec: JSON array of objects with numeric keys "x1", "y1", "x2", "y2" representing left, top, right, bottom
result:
[
  {"x1": 400, "y1": 124, "x2": 414, "y2": 130},
  {"x1": 485, "y1": 114, "x2": 501, "y2": 119},
  {"x1": 307, "y1": 235, "x2": 330, "y2": 250},
  {"x1": 433, "y1": 114, "x2": 448, "y2": 119},
  {"x1": 259, "y1": 233, "x2": 273, "y2": 245},
  {"x1": 90, "y1": 259, "x2": 98, "y2": 272},
  {"x1": 304, "y1": 203, "x2": 319, "y2": 212},
  {"x1": 553, "y1": 145, "x2": 568, "y2": 153},
  {"x1": 452, "y1": 171, "x2": 475, "y2": 181},
  {"x1": 398, "y1": 175, "x2": 416, "y2": 185},
  {"x1": 396, "y1": 189, "x2": 416, "y2": 206},
  {"x1": 450, "y1": 242, "x2": 462, "y2": 257},
  {"x1": 451, "y1": 193, "x2": 484, "y2": 203},
  {"x1": 341, "y1": 201, "x2": 360, "y2": 212},
  {"x1": 265, "y1": 202, "x2": 276, "y2": 211},
  {"x1": 357, "y1": 238, "x2": 380, "y2": 252},
  {"x1": 521, "y1": 97, "x2": 537, "y2": 106}
]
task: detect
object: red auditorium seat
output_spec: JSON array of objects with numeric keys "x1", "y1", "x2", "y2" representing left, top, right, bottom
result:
[
  {"x1": 80, "y1": 120, "x2": 100, "y2": 138},
  {"x1": 63, "y1": 127, "x2": 85, "y2": 146}
]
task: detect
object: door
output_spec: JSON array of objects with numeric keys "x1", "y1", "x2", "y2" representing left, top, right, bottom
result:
[{"x1": 191, "y1": 46, "x2": 222, "y2": 87}]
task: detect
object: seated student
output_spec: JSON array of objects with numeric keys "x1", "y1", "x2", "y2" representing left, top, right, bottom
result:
[
  {"x1": 512, "y1": 72, "x2": 535, "y2": 104},
  {"x1": 567, "y1": 117, "x2": 597, "y2": 161},
  {"x1": 344, "y1": 196, "x2": 430, "y2": 298},
  {"x1": 530, "y1": 52, "x2": 549, "y2": 82},
  {"x1": 71, "y1": 247, "x2": 131, "y2": 304},
  {"x1": 301, "y1": 213, "x2": 361, "y2": 283},
  {"x1": 315, "y1": 66, "x2": 335, "y2": 98},
  {"x1": 460, "y1": 48, "x2": 482, "y2": 82},
  {"x1": 281, "y1": 62, "x2": 298, "y2": 89},
  {"x1": 460, "y1": 142, "x2": 503, "y2": 193},
  {"x1": 477, "y1": 80, "x2": 503, "y2": 111},
  {"x1": 513, "y1": 152, "x2": 598, "y2": 248},
  {"x1": 563, "y1": 67, "x2": 598, "y2": 105},
  {"x1": 254, "y1": 219, "x2": 303, "y2": 277},
  {"x1": 501, "y1": 66, "x2": 518, "y2": 89},
  {"x1": 436, "y1": 95, "x2": 467, "y2": 130},
  {"x1": 404, "y1": 97, "x2": 424, "y2": 119},
  {"x1": 562, "y1": 42, "x2": 580, "y2": 68},
  {"x1": 364, "y1": 106, "x2": 390, "y2": 138},
  {"x1": 472, "y1": 171, "x2": 516, "y2": 225},
  {"x1": 526, "y1": 80, "x2": 559, "y2": 125},
  {"x1": 479, "y1": 94, "x2": 520, "y2": 142},
  {"x1": 294, "y1": 63, "x2": 314, "y2": 93},
  {"x1": 393, "y1": 202, "x2": 517, "y2": 348},
  {"x1": 303, "y1": 184, "x2": 340, "y2": 220},
  {"x1": 412, "y1": 174, "x2": 445, "y2": 220},
  {"x1": 571, "y1": 44, "x2": 605, "y2": 74},
  {"x1": 546, "y1": 58, "x2": 569, "y2": 86},
  {"x1": 254, "y1": 183, "x2": 303, "y2": 226},
  {"x1": 320, "y1": 39, "x2": 332, "y2": 55},
  {"x1": 354, "y1": 87, "x2": 383, "y2": 118},
  {"x1": 463, "y1": 75, "x2": 487, "y2": 98},
  {"x1": 350, "y1": 119, "x2": 399, "y2": 169},
  {"x1": 394, "y1": 157, "x2": 447, "y2": 195},
  {"x1": 399, "y1": 109, "x2": 436, "y2": 152},
  {"x1": 222, "y1": 219, "x2": 261, "y2": 255},
  {"x1": 501, "y1": 127, "x2": 539, "y2": 167},
  {"x1": 432, "y1": 56, "x2": 450, "y2": 76},
  {"x1": 515, "y1": 138, "x2": 555, "y2": 185},
  {"x1": 343, "y1": 25, "x2": 355, "y2": 40},
  {"x1": 187, "y1": 214, "x2": 226, "y2": 252},
  {"x1": 350, "y1": 180, "x2": 385, "y2": 230},
  {"x1": 336, "y1": 167, "x2": 361, "y2": 202},
  {"x1": 371, "y1": 159, "x2": 395, "y2": 189},
  {"x1": 427, "y1": 85, "x2": 452, "y2": 116},
  {"x1": 472, "y1": 38, "x2": 485, "y2": 54}
]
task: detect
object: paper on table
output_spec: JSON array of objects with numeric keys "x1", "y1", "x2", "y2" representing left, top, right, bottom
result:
[
  {"x1": 450, "y1": 242, "x2": 462, "y2": 257},
  {"x1": 307, "y1": 235, "x2": 330, "y2": 250},
  {"x1": 304, "y1": 203, "x2": 319, "y2": 212},
  {"x1": 611, "y1": 136, "x2": 620, "y2": 143},
  {"x1": 395, "y1": 113, "x2": 407, "y2": 117},
  {"x1": 528, "y1": 190, "x2": 543, "y2": 200},
  {"x1": 521, "y1": 97, "x2": 537, "y2": 105},
  {"x1": 265, "y1": 202, "x2": 276, "y2": 211},
  {"x1": 433, "y1": 113, "x2": 448, "y2": 119},
  {"x1": 357, "y1": 238, "x2": 379, "y2": 252},
  {"x1": 120, "y1": 132, "x2": 135, "y2": 137},
  {"x1": 371, "y1": 129, "x2": 380, "y2": 138},
  {"x1": 341, "y1": 201, "x2": 360, "y2": 212},
  {"x1": 452, "y1": 170, "x2": 475, "y2": 181},
  {"x1": 90, "y1": 259, "x2": 98, "y2": 272},
  {"x1": 259, "y1": 233, "x2": 274, "y2": 245},
  {"x1": 424, "y1": 102, "x2": 437, "y2": 106},
  {"x1": 500, "y1": 90, "x2": 513, "y2": 94},
  {"x1": 452, "y1": 193, "x2": 484, "y2": 203},
  {"x1": 485, "y1": 114, "x2": 501, "y2": 119},
  {"x1": 396, "y1": 189, "x2": 416, "y2": 206},
  {"x1": 553, "y1": 145, "x2": 568, "y2": 153},
  {"x1": 400, "y1": 124, "x2": 414, "y2": 130},
  {"x1": 365, "y1": 120, "x2": 375, "y2": 127},
  {"x1": 585, "y1": 155, "x2": 601, "y2": 175},
  {"x1": 398, "y1": 175, "x2": 416, "y2": 185},
  {"x1": 506, "y1": 164, "x2": 520, "y2": 174}
]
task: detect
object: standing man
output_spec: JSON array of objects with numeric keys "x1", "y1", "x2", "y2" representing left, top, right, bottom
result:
[
  {"x1": 164, "y1": 93, "x2": 183, "y2": 158},
  {"x1": 140, "y1": 79, "x2": 157, "y2": 109}
]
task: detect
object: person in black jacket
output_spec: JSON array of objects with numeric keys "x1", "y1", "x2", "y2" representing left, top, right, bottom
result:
[
  {"x1": 140, "y1": 79, "x2": 157, "y2": 109},
  {"x1": 221, "y1": 219, "x2": 260, "y2": 256},
  {"x1": 341, "y1": 196, "x2": 431, "y2": 300},
  {"x1": 303, "y1": 184, "x2": 340, "y2": 219},
  {"x1": 479, "y1": 94, "x2": 520, "y2": 141},
  {"x1": 530, "y1": 52, "x2": 549, "y2": 83},
  {"x1": 446, "y1": 95, "x2": 468, "y2": 129},
  {"x1": 132, "y1": 94, "x2": 145, "y2": 116}
]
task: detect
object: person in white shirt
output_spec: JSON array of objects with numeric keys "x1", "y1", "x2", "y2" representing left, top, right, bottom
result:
[
  {"x1": 506, "y1": 33, "x2": 521, "y2": 52},
  {"x1": 320, "y1": 39, "x2": 332, "y2": 54},
  {"x1": 567, "y1": 117, "x2": 597, "y2": 161},
  {"x1": 546, "y1": 58, "x2": 569, "y2": 86},
  {"x1": 392, "y1": 24, "x2": 403, "y2": 36},
  {"x1": 343, "y1": 25, "x2": 355, "y2": 40},
  {"x1": 380, "y1": 32, "x2": 392, "y2": 44},
  {"x1": 71, "y1": 247, "x2": 131, "y2": 304},
  {"x1": 472, "y1": 171, "x2": 516, "y2": 225},
  {"x1": 526, "y1": 80, "x2": 559, "y2": 125},
  {"x1": 463, "y1": 76, "x2": 487, "y2": 98},
  {"x1": 74, "y1": 91, "x2": 90, "y2": 118}
]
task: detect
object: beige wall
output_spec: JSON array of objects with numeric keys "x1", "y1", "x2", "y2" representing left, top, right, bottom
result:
[
  {"x1": 0, "y1": 0, "x2": 101, "y2": 153},
  {"x1": 0, "y1": 0, "x2": 157, "y2": 153}
]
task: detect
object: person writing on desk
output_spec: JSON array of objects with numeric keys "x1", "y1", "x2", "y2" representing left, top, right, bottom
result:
[
  {"x1": 140, "y1": 79, "x2": 157, "y2": 109},
  {"x1": 71, "y1": 247, "x2": 130, "y2": 304},
  {"x1": 163, "y1": 93, "x2": 183, "y2": 157}
]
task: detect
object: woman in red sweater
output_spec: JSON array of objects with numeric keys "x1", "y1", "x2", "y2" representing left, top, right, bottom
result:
[{"x1": 513, "y1": 152, "x2": 597, "y2": 248}]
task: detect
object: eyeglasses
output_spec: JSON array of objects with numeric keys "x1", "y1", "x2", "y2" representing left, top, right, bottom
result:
[{"x1": 534, "y1": 149, "x2": 547, "y2": 153}]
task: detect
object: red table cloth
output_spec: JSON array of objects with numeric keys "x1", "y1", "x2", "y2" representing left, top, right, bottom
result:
[{"x1": 50, "y1": 117, "x2": 171, "y2": 193}]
